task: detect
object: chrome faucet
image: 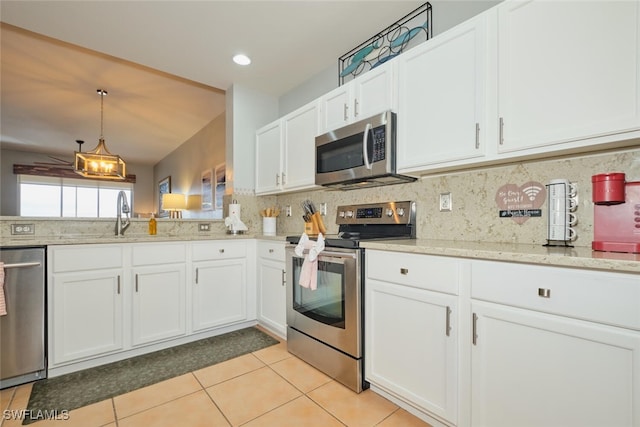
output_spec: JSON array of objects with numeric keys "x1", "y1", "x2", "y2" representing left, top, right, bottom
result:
[{"x1": 115, "y1": 190, "x2": 131, "y2": 236}]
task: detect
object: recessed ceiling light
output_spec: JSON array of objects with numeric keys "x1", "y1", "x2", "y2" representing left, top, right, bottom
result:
[{"x1": 233, "y1": 54, "x2": 251, "y2": 66}]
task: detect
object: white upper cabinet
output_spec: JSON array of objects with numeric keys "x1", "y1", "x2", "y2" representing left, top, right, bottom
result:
[
  {"x1": 496, "y1": 0, "x2": 640, "y2": 154},
  {"x1": 320, "y1": 61, "x2": 396, "y2": 133},
  {"x1": 397, "y1": 12, "x2": 489, "y2": 173},
  {"x1": 282, "y1": 101, "x2": 319, "y2": 191},
  {"x1": 255, "y1": 100, "x2": 319, "y2": 195},
  {"x1": 255, "y1": 121, "x2": 283, "y2": 194}
]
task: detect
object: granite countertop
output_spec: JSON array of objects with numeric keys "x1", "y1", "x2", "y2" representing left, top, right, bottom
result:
[
  {"x1": 2, "y1": 233, "x2": 289, "y2": 247},
  {"x1": 360, "y1": 239, "x2": 640, "y2": 274}
]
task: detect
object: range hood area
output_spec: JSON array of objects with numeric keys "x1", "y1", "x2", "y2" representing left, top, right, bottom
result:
[{"x1": 321, "y1": 173, "x2": 417, "y2": 190}]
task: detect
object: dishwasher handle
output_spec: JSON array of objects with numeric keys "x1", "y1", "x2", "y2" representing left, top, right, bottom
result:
[{"x1": 2, "y1": 262, "x2": 42, "y2": 269}]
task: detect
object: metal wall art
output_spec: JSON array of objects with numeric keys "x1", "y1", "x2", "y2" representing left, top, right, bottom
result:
[{"x1": 338, "y1": 2, "x2": 432, "y2": 85}]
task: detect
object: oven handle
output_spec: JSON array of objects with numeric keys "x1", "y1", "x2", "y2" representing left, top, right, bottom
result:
[
  {"x1": 362, "y1": 122, "x2": 372, "y2": 170},
  {"x1": 294, "y1": 249, "x2": 357, "y2": 260}
]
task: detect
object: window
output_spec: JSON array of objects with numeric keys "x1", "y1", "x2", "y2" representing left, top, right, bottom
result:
[{"x1": 19, "y1": 175, "x2": 133, "y2": 218}]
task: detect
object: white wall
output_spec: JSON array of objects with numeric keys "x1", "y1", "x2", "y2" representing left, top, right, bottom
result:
[
  {"x1": 153, "y1": 114, "x2": 226, "y2": 218},
  {"x1": 226, "y1": 84, "x2": 278, "y2": 195}
]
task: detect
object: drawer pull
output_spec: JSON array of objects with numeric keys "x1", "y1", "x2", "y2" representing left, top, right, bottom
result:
[
  {"x1": 400, "y1": 268, "x2": 409, "y2": 275},
  {"x1": 219, "y1": 249, "x2": 225, "y2": 254},
  {"x1": 269, "y1": 249, "x2": 274, "y2": 253},
  {"x1": 445, "y1": 306, "x2": 452, "y2": 337},
  {"x1": 472, "y1": 313, "x2": 478, "y2": 345},
  {"x1": 538, "y1": 288, "x2": 551, "y2": 298}
]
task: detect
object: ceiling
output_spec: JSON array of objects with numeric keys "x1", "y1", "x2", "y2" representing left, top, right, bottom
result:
[{"x1": 0, "y1": 1, "x2": 424, "y2": 165}]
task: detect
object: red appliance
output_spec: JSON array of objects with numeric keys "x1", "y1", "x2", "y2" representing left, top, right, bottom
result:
[{"x1": 592, "y1": 173, "x2": 640, "y2": 253}]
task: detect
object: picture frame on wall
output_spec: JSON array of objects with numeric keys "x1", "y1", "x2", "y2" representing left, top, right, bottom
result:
[
  {"x1": 215, "y1": 163, "x2": 225, "y2": 210},
  {"x1": 158, "y1": 176, "x2": 171, "y2": 217},
  {"x1": 201, "y1": 169, "x2": 213, "y2": 211}
]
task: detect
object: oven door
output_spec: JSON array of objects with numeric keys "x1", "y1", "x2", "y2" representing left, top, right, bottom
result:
[
  {"x1": 286, "y1": 246, "x2": 362, "y2": 358},
  {"x1": 315, "y1": 111, "x2": 394, "y2": 186}
]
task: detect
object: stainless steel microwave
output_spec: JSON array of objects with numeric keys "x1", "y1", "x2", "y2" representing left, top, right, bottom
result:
[{"x1": 315, "y1": 110, "x2": 416, "y2": 190}]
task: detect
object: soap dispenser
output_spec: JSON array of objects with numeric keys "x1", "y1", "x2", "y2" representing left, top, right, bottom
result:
[{"x1": 148, "y1": 213, "x2": 157, "y2": 235}]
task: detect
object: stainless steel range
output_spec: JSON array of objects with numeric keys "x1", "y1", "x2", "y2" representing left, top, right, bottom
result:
[{"x1": 285, "y1": 201, "x2": 416, "y2": 392}]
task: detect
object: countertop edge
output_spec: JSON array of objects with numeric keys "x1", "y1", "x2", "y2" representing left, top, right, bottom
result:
[{"x1": 360, "y1": 239, "x2": 640, "y2": 274}]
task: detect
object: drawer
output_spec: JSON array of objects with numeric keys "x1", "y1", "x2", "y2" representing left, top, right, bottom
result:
[
  {"x1": 191, "y1": 240, "x2": 246, "y2": 261},
  {"x1": 257, "y1": 241, "x2": 286, "y2": 262},
  {"x1": 367, "y1": 250, "x2": 462, "y2": 295},
  {"x1": 131, "y1": 242, "x2": 186, "y2": 266},
  {"x1": 51, "y1": 244, "x2": 122, "y2": 272},
  {"x1": 471, "y1": 260, "x2": 640, "y2": 330}
]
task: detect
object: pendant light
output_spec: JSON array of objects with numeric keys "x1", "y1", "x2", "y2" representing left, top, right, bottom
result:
[{"x1": 74, "y1": 89, "x2": 126, "y2": 180}]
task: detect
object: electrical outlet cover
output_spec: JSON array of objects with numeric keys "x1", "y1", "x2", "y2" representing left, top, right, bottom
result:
[{"x1": 439, "y1": 192, "x2": 452, "y2": 212}]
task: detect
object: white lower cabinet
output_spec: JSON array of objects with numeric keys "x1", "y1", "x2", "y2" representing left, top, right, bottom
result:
[
  {"x1": 48, "y1": 240, "x2": 252, "y2": 374},
  {"x1": 131, "y1": 242, "x2": 187, "y2": 346},
  {"x1": 192, "y1": 260, "x2": 246, "y2": 331},
  {"x1": 51, "y1": 269, "x2": 124, "y2": 364},
  {"x1": 131, "y1": 264, "x2": 186, "y2": 346},
  {"x1": 470, "y1": 260, "x2": 640, "y2": 427},
  {"x1": 470, "y1": 301, "x2": 639, "y2": 427},
  {"x1": 49, "y1": 244, "x2": 124, "y2": 365},
  {"x1": 191, "y1": 241, "x2": 248, "y2": 331},
  {"x1": 256, "y1": 241, "x2": 286, "y2": 337},
  {"x1": 366, "y1": 250, "x2": 463, "y2": 426},
  {"x1": 365, "y1": 250, "x2": 640, "y2": 427}
]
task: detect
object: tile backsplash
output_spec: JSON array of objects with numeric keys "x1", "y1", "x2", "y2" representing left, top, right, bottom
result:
[{"x1": 257, "y1": 147, "x2": 640, "y2": 247}]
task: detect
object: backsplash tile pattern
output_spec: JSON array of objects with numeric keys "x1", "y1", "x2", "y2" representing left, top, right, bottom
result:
[
  {"x1": 2, "y1": 148, "x2": 637, "y2": 247},
  {"x1": 269, "y1": 148, "x2": 640, "y2": 247}
]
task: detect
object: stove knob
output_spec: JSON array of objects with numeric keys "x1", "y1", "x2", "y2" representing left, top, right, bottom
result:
[
  {"x1": 386, "y1": 208, "x2": 394, "y2": 217},
  {"x1": 397, "y1": 208, "x2": 405, "y2": 217},
  {"x1": 346, "y1": 210, "x2": 354, "y2": 218},
  {"x1": 338, "y1": 211, "x2": 345, "y2": 218}
]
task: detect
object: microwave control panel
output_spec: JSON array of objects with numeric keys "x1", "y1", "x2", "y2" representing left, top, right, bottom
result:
[{"x1": 371, "y1": 126, "x2": 386, "y2": 162}]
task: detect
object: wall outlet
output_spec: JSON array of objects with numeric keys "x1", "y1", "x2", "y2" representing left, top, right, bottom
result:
[
  {"x1": 198, "y1": 223, "x2": 211, "y2": 232},
  {"x1": 320, "y1": 202, "x2": 327, "y2": 216},
  {"x1": 11, "y1": 223, "x2": 35, "y2": 235},
  {"x1": 439, "y1": 192, "x2": 452, "y2": 212},
  {"x1": 286, "y1": 205, "x2": 292, "y2": 217}
]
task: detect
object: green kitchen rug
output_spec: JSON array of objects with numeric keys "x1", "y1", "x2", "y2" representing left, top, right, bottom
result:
[{"x1": 23, "y1": 327, "x2": 279, "y2": 424}]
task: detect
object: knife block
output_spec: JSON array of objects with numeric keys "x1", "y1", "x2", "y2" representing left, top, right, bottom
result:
[{"x1": 304, "y1": 212, "x2": 326, "y2": 236}]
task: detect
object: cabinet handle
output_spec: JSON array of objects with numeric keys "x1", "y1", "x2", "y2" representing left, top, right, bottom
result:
[
  {"x1": 354, "y1": 99, "x2": 359, "y2": 117},
  {"x1": 472, "y1": 313, "x2": 478, "y2": 345},
  {"x1": 400, "y1": 268, "x2": 409, "y2": 275},
  {"x1": 343, "y1": 103, "x2": 348, "y2": 121},
  {"x1": 117, "y1": 275, "x2": 121, "y2": 294},
  {"x1": 538, "y1": 288, "x2": 551, "y2": 298},
  {"x1": 195, "y1": 268, "x2": 199, "y2": 284},
  {"x1": 281, "y1": 269, "x2": 286, "y2": 287},
  {"x1": 475, "y1": 122, "x2": 480, "y2": 149},
  {"x1": 282, "y1": 172, "x2": 286, "y2": 185},
  {"x1": 499, "y1": 117, "x2": 504, "y2": 145},
  {"x1": 219, "y1": 248, "x2": 225, "y2": 254},
  {"x1": 445, "y1": 306, "x2": 452, "y2": 337},
  {"x1": 135, "y1": 273, "x2": 139, "y2": 292},
  {"x1": 276, "y1": 173, "x2": 280, "y2": 186},
  {"x1": 269, "y1": 249, "x2": 274, "y2": 253}
]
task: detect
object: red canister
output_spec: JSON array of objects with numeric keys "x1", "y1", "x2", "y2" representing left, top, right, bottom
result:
[{"x1": 592, "y1": 173, "x2": 626, "y2": 205}]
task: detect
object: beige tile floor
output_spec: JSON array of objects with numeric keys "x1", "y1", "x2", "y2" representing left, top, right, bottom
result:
[{"x1": 0, "y1": 331, "x2": 432, "y2": 427}]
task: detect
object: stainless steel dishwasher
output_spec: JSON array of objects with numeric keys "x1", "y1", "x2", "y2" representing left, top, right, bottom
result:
[{"x1": 0, "y1": 246, "x2": 47, "y2": 389}]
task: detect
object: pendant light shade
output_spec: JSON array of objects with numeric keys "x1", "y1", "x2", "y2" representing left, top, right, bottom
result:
[{"x1": 74, "y1": 89, "x2": 126, "y2": 180}]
